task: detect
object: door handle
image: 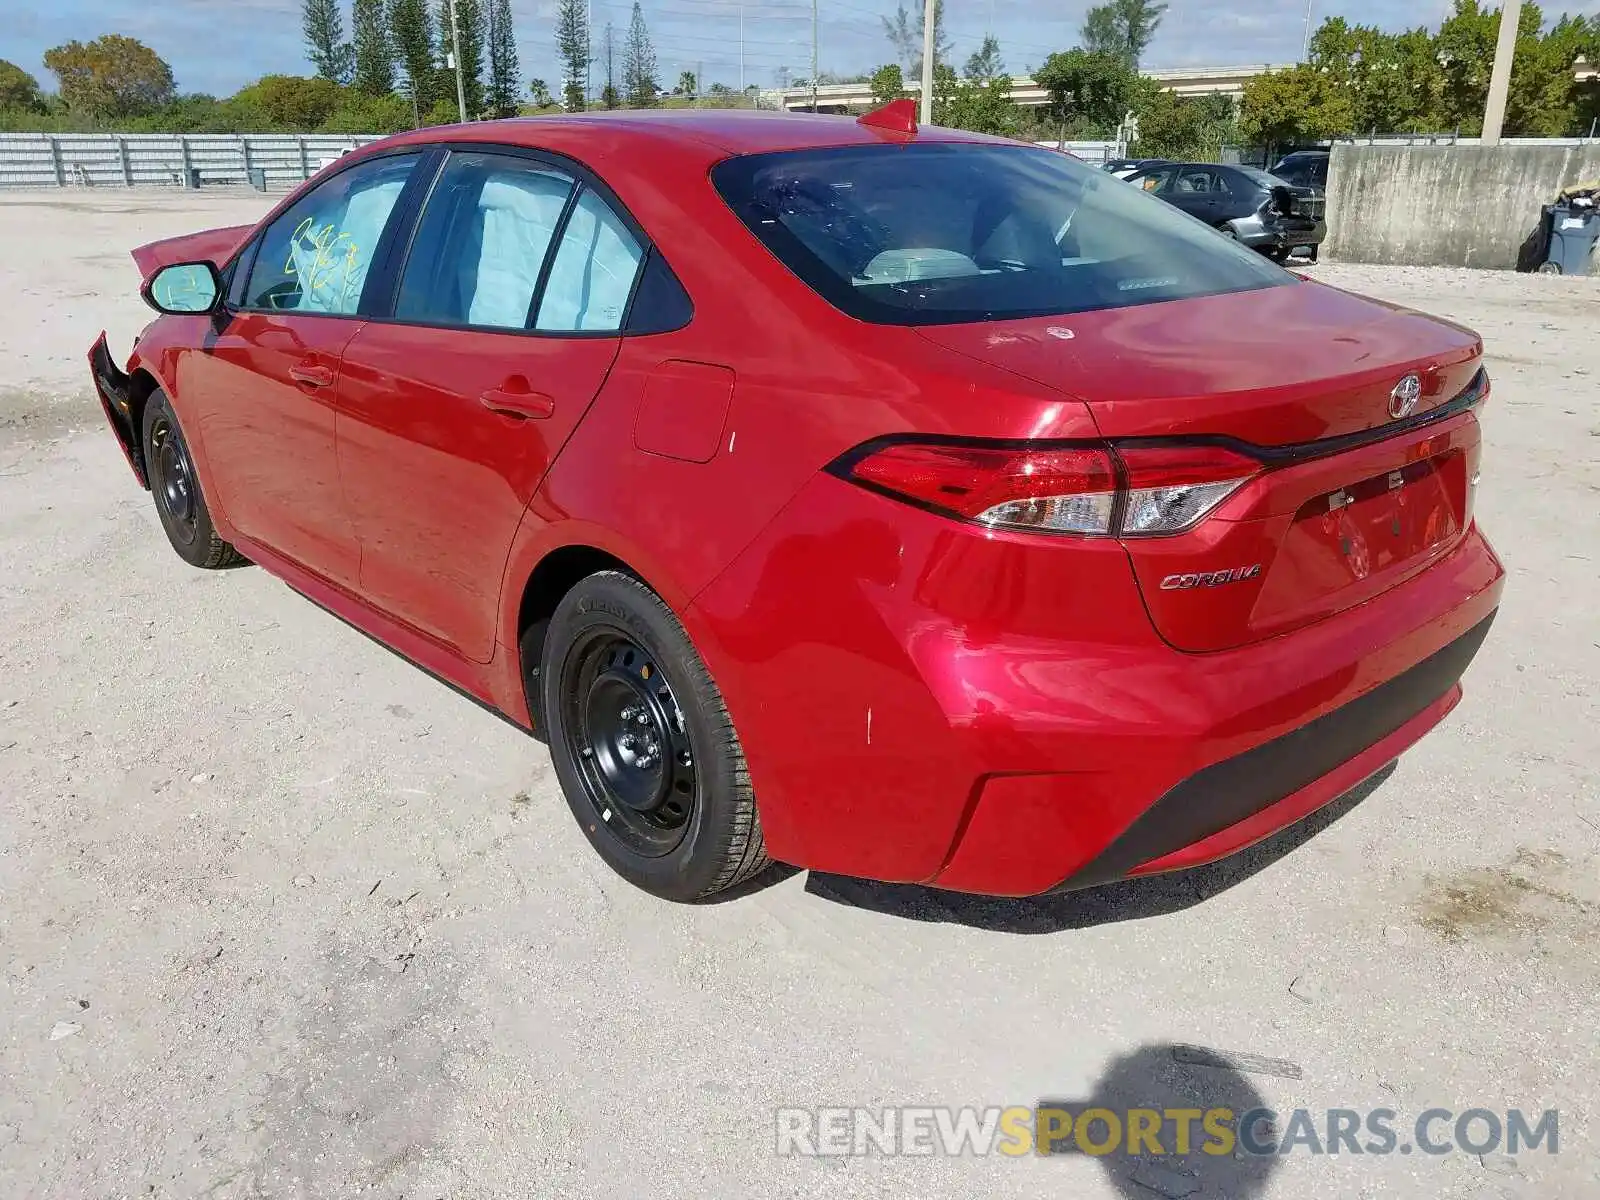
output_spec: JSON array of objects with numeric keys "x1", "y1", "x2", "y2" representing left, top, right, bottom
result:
[
  {"x1": 479, "y1": 387, "x2": 556, "y2": 420},
  {"x1": 289, "y1": 361, "x2": 334, "y2": 388}
]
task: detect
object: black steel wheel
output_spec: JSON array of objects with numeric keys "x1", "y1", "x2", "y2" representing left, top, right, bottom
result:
[
  {"x1": 141, "y1": 390, "x2": 247, "y2": 570},
  {"x1": 537, "y1": 571, "x2": 770, "y2": 901},
  {"x1": 562, "y1": 629, "x2": 697, "y2": 857}
]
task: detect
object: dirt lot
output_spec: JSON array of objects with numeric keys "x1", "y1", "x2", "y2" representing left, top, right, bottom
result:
[{"x1": 1, "y1": 191, "x2": 1597, "y2": 1200}]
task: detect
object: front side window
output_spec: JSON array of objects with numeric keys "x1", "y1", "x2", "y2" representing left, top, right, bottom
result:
[
  {"x1": 242, "y1": 153, "x2": 418, "y2": 315},
  {"x1": 712, "y1": 143, "x2": 1286, "y2": 326},
  {"x1": 534, "y1": 188, "x2": 645, "y2": 333},
  {"x1": 396, "y1": 152, "x2": 575, "y2": 330}
]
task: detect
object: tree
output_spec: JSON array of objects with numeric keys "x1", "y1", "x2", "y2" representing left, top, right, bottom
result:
[
  {"x1": 963, "y1": 34, "x2": 1004, "y2": 82},
  {"x1": 352, "y1": 0, "x2": 395, "y2": 96},
  {"x1": 1131, "y1": 89, "x2": 1236, "y2": 159},
  {"x1": 1238, "y1": 63, "x2": 1355, "y2": 155},
  {"x1": 869, "y1": 63, "x2": 907, "y2": 105},
  {"x1": 323, "y1": 90, "x2": 415, "y2": 132},
  {"x1": 942, "y1": 71, "x2": 1017, "y2": 134},
  {"x1": 529, "y1": 77, "x2": 555, "y2": 107},
  {"x1": 554, "y1": 0, "x2": 589, "y2": 111},
  {"x1": 676, "y1": 70, "x2": 698, "y2": 98},
  {"x1": 486, "y1": 0, "x2": 520, "y2": 116},
  {"x1": 0, "y1": 60, "x2": 45, "y2": 112},
  {"x1": 601, "y1": 22, "x2": 619, "y2": 108},
  {"x1": 1034, "y1": 48, "x2": 1140, "y2": 137},
  {"x1": 231, "y1": 74, "x2": 346, "y2": 130},
  {"x1": 390, "y1": 0, "x2": 436, "y2": 117},
  {"x1": 438, "y1": 0, "x2": 486, "y2": 117},
  {"x1": 622, "y1": 0, "x2": 659, "y2": 107},
  {"x1": 44, "y1": 35, "x2": 176, "y2": 119},
  {"x1": 303, "y1": 0, "x2": 355, "y2": 83},
  {"x1": 1080, "y1": 0, "x2": 1167, "y2": 67},
  {"x1": 881, "y1": 0, "x2": 950, "y2": 76}
]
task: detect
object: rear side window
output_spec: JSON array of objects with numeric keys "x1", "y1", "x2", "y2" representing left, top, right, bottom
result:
[
  {"x1": 534, "y1": 189, "x2": 645, "y2": 333},
  {"x1": 243, "y1": 153, "x2": 417, "y2": 315},
  {"x1": 712, "y1": 144, "x2": 1287, "y2": 326},
  {"x1": 396, "y1": 152, "x2": 575, "y2": 330}
]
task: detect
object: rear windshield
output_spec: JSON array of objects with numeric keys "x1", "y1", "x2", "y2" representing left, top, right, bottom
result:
[
  {"x1": 1236, "y1": 166, "x2": 1288, "y2": 189},
  {"x1": 711, "y1": 142, "x2": 1286, "y2": 326}
]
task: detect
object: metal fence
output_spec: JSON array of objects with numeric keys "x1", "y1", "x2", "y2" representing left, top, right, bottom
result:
[{"x1": 0, "y1": 132, "x2": 385, "y2": 191}]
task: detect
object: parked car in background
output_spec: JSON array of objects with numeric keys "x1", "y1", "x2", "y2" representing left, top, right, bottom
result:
[
  {"x1": 1271, "y1": 149, "x2": 1331, "y2": 190},
  {"x1": 1102, "y1": 157, "x2": 1173, "y2": 179},
  {"x1": 91, "y1": 110, "x2": 1499, "y2": 903},
  {"x1": 1124, "y1": 161, "x2": 1326, "y2": 262}
]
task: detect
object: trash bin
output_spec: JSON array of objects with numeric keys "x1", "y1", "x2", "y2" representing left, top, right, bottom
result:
[
  {"x1": 185, "y1": 167, "x2": 202, "y2": 189},
  {"x1": 1538, "y1": 200, "x2": 1599, "y2": 276},
  {"x1": 247, "y1": 167, "x2": 267, "y2": 192}
]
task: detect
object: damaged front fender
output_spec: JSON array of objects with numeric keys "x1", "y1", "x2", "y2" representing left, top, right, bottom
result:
[{"x1": 88, "y1": 332, "x2": 147, "y2": 488}]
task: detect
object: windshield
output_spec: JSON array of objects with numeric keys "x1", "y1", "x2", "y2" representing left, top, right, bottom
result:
[
  {"x1": 712, "y1": 143, "x2": 1287, "y2": 326},
  {"x1": 1270, "y1": 157, "x2": 1324, "y2": 187}
]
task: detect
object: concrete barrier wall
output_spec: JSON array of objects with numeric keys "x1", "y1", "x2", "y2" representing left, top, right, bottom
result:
[
  {"x1": 0, "y1": 132, "x2": 384, "y2": 191},
  {"x1": 1326, "y1": 143, "x2": 1600, "y2": 269}
]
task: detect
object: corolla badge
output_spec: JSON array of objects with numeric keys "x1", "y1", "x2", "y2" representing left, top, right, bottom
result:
[{"x1": 1388, "y1": 373, "x2": 1423, "y2": 419}]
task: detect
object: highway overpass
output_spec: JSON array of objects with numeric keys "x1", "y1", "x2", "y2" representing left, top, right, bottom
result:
[{"x1": 777, "y1": 64, "x2": 1291, "y2": 112}]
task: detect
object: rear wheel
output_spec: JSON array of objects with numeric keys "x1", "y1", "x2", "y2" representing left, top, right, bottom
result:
[
  {"x1": 539, "y1": 571, "x2": 769, "y2": 901},
  {"x1": 1265, "y1": 247, "x2": 1290, "y2": 264},
  {"x1": 141, "y1": 391, "x2": 246, "y2": 570},
  {"x1": 1536, "y1": 261, "x2": 1562, "y2": 275}
]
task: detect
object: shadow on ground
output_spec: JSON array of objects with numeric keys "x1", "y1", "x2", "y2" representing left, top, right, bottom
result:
[
  {"x1": 1045, "y1": 1042, "x2": 1284, "y2": 1198},
  {"x1": 803, "y1": 764, "x2": 1396, "y2": 933}
]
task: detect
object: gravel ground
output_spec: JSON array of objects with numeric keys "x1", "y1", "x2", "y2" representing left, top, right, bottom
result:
[{"x1": 1, "y1": 191, "x2": 1597, "y2": 1200}]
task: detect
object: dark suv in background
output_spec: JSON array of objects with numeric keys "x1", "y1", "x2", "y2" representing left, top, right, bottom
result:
[
  {"x1": 1271, "y1": 149, "x2": 1331, "y2": 190},
  {"x1": 1124, "y1": 162, "x2": 1326, "y2": 262}
]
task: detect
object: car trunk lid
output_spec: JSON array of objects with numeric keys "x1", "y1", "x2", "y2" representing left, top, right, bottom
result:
[{"x1": 915, "y1": 280, "x2": 1487, "y2": 651}]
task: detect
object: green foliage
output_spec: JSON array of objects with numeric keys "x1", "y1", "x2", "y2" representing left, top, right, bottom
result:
[
  {"x1": 869, "y1": 63, "x2": 907, "y2": 105},
  {"x1": 0, "y1": 60, "x2": 45, "y2": 112},
  {"x1": 1130, "y1": 90, "x2": 1236, "y2": 159},
  {"x1": 1034, "y1": 48, "x2": 1140, "y2": 136},
  {"x1": 231, "y1": 74, "x2": 346, "y2": 130},
  {"x1": 389, "y1": 0, "x2": 437, "y2": 111},
  {"x1": 622, "y1": 0, "x2": 658, "y2": 107},
  {"x1": 1238, "y1": 63, "x2": 1356, "y2": 153},
  {"x1": 352, "y1": 0, "x2": 395, "y2": 96},
  {"x1": 424, "y1": 96, "x2": 462, "y2": 125},
  {"x1": 1080, "y1": 0, "x2": 1168, "y2": 67},
  {"x1": 675, "y1": 70, "x2": 697, "y2": 97},
  {"x1": 600, "y1": 83, "x2": 621, "y2": 110},
  {"x1": 940, "y1": 72, "x2": 1019, "y2": 135},
  {"x1": 555, "y1": 0, "x2": 588, "y2": 111},
  {"x1": 963, "y1": 35, "x2": 1004, "y2": 83},
  {"x1": 322, "y1": 90, "x2": 414, "y2": 132},
  {"x1": 44, "y1": 35, "x2": 176, "y2": 119},
  {"x1": 303, "y1": 0, "x2": 355, "y2": 83},
  {"x1": 485, "y1": 0, "x2": 520, "y2": 117},
  {"x1": 529, "y1": 78, "x2": 555, "y2": 108}
]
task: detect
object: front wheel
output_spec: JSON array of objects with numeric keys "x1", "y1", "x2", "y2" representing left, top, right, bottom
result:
[
  {"x1": 141, "y1": 390, "x2": 246, "y2": 570},
  {"x1": 539, "y1": 571, "x2": 769, "y2": 901}
]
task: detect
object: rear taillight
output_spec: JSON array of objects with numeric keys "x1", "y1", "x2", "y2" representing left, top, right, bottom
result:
[{"x1": 840, "y1": 440, "x2": 1257, "y2": 538}]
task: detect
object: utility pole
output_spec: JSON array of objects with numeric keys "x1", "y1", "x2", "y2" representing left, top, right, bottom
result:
[
  {"x1": 586, "y1": 0, "x2": 593, "y2": 102},
  {"x1": 1302, "y1": 0, "x2": 1314, "y2": 61},
  {"x1": 918, "y1": 0, "x2": 935, "y2": 123},
  {"x1": 449, "y1": 0, "x2": 468, "y2": 121},
  {"x1": 810, "y1": 0, "x2": 818, "y2": 111},
  {"x1": 739, "y1": 4, "x2": 745, "y2": 96},
  {"x1": 1481, "y1": 0, "x2": 1522, "y2": 146}
]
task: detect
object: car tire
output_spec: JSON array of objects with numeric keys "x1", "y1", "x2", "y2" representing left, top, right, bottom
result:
[
  {"x1": 540, "y1": 570, "x2": 770, "y2": 901},
  {"x1": 141, "y1": 390, "x2": 247, "y2": 570},
  {"x1": 1217, "y1": 224, "x2": 1240, "y2": 240},
  {"x1": 1266, "y1": 248, "x2": 1290, "y2": 264}
]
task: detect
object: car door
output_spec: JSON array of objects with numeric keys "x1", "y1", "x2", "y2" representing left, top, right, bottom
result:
[
  {"x1": 1169, "y1": 167, "x2": 1227, "y2": 224},
  {"x1": 335, "y1": 149, "x2": 646, "y2": 662},
  {"x1": 183, "y1": 151, "x2": 423, "y2": 587}
]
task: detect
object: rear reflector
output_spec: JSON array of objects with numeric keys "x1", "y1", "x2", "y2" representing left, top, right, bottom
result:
[{"x1": 840, "y1": 440, "x2": 1257, "y2": 538}]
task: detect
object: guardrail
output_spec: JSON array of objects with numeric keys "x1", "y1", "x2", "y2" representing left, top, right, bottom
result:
[{"x1": 0, "y1": 132, "x2": 384, "y2": 191}]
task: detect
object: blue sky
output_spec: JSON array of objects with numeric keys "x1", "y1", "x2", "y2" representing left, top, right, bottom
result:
[{"x1": 2, "y1": 0, "x2": 1595, "y2": 100}]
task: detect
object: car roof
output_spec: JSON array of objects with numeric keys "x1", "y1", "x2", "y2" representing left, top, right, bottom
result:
[{"x1": 373, "y1": 109, "x2": 1013, "y2": 158}]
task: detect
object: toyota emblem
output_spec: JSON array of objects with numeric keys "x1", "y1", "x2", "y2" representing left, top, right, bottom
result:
[{"x1": 1389, "y1": 374, "x2": 1422, "y2": 419}]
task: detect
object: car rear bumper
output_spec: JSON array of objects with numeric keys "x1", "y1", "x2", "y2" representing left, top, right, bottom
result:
[
  {"x1": 688, "y1": 473, "x2": 1504, "y2": 896},
  {"x1": 1233, "y1": 213, "x2": 1327, "y2": 250}
]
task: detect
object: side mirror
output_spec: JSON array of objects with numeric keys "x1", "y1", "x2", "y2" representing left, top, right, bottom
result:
[{"x1": 142, "y1": 261, "x2": 222, "y2": 315}]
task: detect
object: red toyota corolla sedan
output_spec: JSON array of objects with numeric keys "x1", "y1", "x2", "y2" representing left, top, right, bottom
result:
[{"x1": 89, "y1": 106, "x2": 1503, "y2": 902}]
